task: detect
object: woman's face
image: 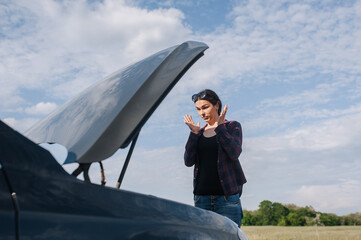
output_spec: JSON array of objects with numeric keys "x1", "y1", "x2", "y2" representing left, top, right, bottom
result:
[{"x1": 195, "y1": 99, "x2": 219, "y2": 124}]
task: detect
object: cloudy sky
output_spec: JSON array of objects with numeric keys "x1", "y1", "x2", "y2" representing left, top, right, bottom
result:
[{"x1": 1, "y1": 0, "x2": 361, "y2": 216}]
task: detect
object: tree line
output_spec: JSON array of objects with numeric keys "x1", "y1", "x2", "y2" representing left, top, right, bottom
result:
[{"x1": 242, "y1": 200, "x2": 361, "y2": 226}]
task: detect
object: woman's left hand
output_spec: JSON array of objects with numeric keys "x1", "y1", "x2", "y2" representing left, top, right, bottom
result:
[{"x1": 218, "y1": 104, "x2": 228, "y2": 125}]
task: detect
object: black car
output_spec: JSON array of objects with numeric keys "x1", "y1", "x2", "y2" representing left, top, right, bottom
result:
[{"x1": 0, "y1": 41, "x2": 248, "y2": 240}]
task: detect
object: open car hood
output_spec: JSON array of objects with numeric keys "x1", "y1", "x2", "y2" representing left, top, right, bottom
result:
[{"x1": 25, "y1": 41, "x2": 208, "y2": 164}]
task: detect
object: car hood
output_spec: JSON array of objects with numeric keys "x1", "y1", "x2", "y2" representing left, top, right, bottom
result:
[{"x1": 24, "y1": 41, "x2": 208, "y2": 164}]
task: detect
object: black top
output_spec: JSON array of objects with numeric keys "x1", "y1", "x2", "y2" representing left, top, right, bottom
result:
[{"x1": 194, "y1": 134, "x2": 224, "y2": 195}]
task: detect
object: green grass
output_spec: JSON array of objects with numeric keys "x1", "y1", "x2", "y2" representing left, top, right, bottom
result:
[{"x1": 241, "y1": 226, "x2": 361, "y2": 240}]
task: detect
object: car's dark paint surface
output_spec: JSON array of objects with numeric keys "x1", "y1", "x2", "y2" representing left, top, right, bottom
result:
[
  {"x1": 0, "y1": 161, "x2": 16, "y2": 239},
  {"x1": 0, "y1": 121, "x2": 242, "y2": 239}
]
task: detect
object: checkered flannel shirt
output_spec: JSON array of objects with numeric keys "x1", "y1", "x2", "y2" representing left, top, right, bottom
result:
[{"x1": 184, "y1": 120, "x2": 247, "y2": 196}]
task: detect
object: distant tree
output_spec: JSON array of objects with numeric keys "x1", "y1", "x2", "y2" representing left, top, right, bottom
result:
[
  {"x1": 341, "y1": 216, "x2": 352, "y2": 226},
  {"x1": 272, "y1": 202, "x2": 290, "y2": 225},
  {"x1": 242, "y1": 210, "x2": 263, "y2": 226},
  {"x1": 296, "y1": 206, "x2": 317, "y2": 226},
  {"x1": 277, "y1": 216, "x2": 288, "y2": 226},
  {"x1": 257, "y1": 200, "x2": 290, "y2": 225},
  {"x1": 341, "y1": 213, "x2": 361, "y2": 226},
  {"x1": 305, "y1": 216, "x2": 315, "y2": 226},
  {"x1": 242, "y1": 201, "x2": 360, "y2": 226},
  {"x1": 284, "y1": 203, "x2": 299, "y2": 210},
  {"x1": 252, "y1": 213, "x2": 263, "y2": 226},
  {"x1": 320, "y1": 213, "x2": 341, "y2": 226},
  {"x1": 259, "y1": 200, "x2": 274, "y2": 225},
  {"x1": 287, "y1": 212, "x2": 306, "y2": 226},
  {"x1": 297, "y1": 206, "x2": 316, "y2": 218},
  {"x1": 242, "y1": 210, "x2": 253, "y2": 226}
]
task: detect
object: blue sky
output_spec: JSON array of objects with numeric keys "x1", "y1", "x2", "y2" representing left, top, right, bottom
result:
[{"x1": 1, "y1": 0, "x2": 361, "y2": 216}]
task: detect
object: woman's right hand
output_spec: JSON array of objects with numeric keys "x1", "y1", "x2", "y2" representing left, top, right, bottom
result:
[{"x1": 184, "y1": 114, "x2": 200, "y2": 134}]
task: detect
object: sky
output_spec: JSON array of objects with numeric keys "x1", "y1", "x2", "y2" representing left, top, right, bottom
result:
[{"x1": 1, "y1": 0, "x2": 361, "y2": 216}]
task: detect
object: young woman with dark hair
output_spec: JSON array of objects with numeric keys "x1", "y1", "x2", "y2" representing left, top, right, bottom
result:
[{"x1": 184, "y1": 89, "x2": 247, "y2": 227}]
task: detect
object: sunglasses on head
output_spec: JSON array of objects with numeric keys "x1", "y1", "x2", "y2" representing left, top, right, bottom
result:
[{"x1": 192, "y1": 91, "x2": 211, "y2": 102}]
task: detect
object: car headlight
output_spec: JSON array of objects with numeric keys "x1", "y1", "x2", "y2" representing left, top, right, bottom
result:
[{"x1": 237, "y1": 228, "x2": 248, "y2": 240}]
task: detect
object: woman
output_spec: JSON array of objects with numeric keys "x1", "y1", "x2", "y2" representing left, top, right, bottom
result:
[{"x1": 183, "y1": 89, "x2": 247, "y2": 227}]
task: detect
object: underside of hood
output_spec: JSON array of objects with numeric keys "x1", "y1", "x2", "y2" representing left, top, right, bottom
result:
[{"x1": 24, "y1": 41, "x2": 208, "y2": 164}]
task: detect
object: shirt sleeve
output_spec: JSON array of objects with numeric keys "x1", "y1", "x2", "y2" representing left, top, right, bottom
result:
[
  {"x1": 184, "y1": 131, "x2": 200, "y2": 167},
  {"x1": 215, "y1": 121, "x2": 243, "y2": 161}
]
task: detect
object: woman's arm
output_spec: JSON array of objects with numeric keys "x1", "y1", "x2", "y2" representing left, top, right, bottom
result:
[
  {"x1": 184, "y1": 132, "x2": 200, "y2": 167},
  {"x1": 215, "y1": 121, "x2": 243, "y2": 161}
]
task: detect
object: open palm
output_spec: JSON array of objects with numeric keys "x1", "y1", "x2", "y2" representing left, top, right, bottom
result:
[{"x1": 184, "y1": 114, "x2": 200, "y2": 134}]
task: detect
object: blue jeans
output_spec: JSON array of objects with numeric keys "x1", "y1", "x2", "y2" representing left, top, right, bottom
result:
[{"x1": 194, "y1": 194, "x2": 243, "y2": 227}]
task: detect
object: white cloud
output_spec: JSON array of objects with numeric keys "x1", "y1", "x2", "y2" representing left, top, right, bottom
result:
[
  {"x1": 246, "y1": 110, "x2": 361, "y2": 153},
  {"x1": 183, "y1": 0, "x2": 361, "y2": 91},
  {"x1": 290, "y1": 180, "x2": 361, "y2": 214},
  {"x1": 25, "y1": 102, "x2": 57, "y2": 115},
  {"x1": 2, "y1": 117, "x2": 40, "y2": 133},
  {"x1": 0, "y1": 0, "x2": 191, "y2": 106},
  {"x1": 260, "y1": 84, "x2": 336, "y2": 108}
]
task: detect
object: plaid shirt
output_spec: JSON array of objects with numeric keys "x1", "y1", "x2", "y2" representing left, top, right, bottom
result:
[{"x1": 184, "y1": 120, "x2": 247, "y2": 196}]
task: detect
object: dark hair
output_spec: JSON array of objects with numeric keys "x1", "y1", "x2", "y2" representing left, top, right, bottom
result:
[{"x1": 192, "y1": 89, "x2": 222, "y2": 115}]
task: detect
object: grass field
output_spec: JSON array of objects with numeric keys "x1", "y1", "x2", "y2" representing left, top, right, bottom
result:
[{"x1": 241, "y1": 226, "x2": 361, "y2": 240}]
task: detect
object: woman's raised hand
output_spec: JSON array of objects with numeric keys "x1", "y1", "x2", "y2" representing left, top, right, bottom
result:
[
  {"x1": 218, "y1": 104, "x2": 228, "y2": 125},
  {"x1": 184, "y1": 114, "x2": 200, "y2": 134}
]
